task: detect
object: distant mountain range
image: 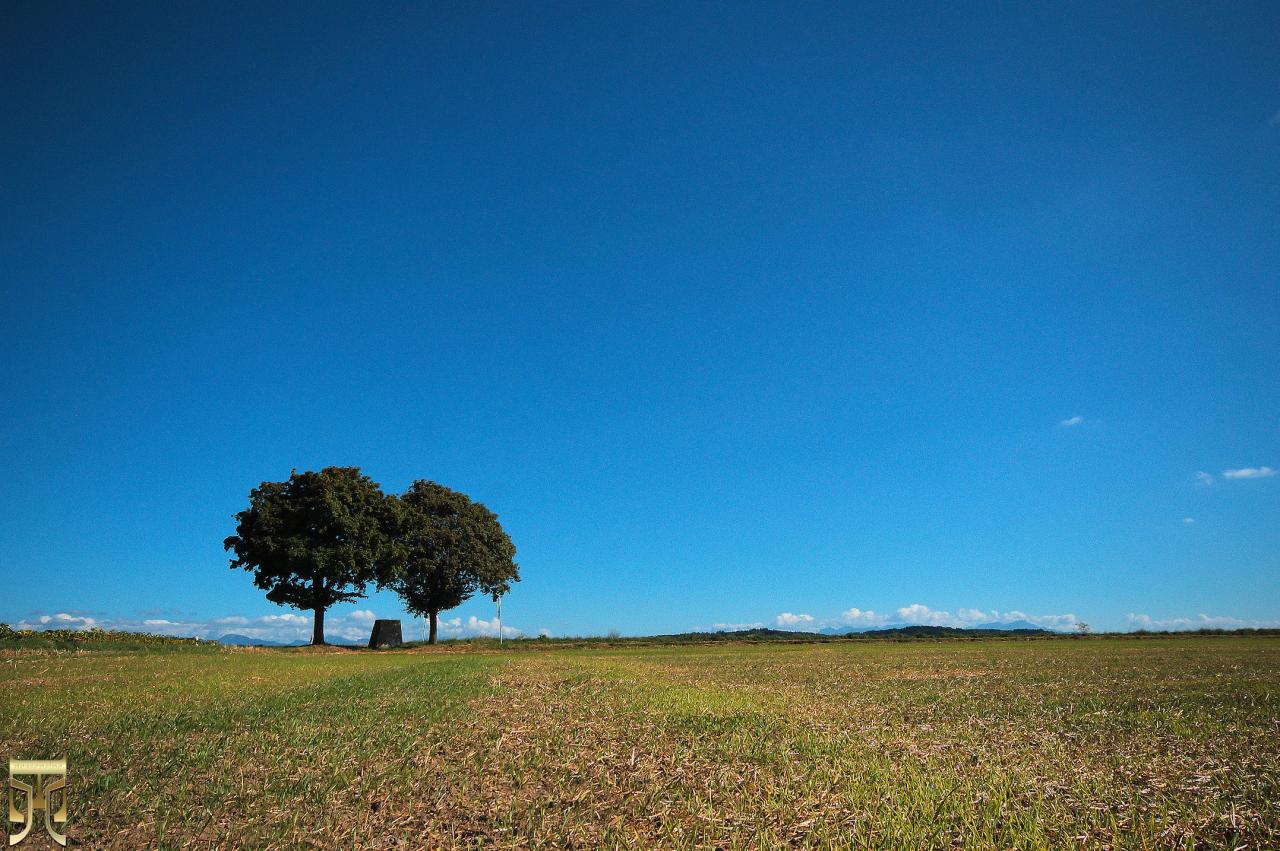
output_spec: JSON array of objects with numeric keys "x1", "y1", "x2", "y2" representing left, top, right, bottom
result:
[
  {"x1": 215, "y1": 634, "x2": 300, "y2": 646},
  {"x1": 214, "y1": 634, "x2": 362, "y2": 647},
  {"x1": 817, "y1": 619, "x2": 1059, "y2": 636},
  {"x1": 973, "y1": 619, "x2": 1051, "y2": 632}
]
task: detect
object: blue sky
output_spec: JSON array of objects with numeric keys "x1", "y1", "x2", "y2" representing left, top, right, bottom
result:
[{"x1": 2, "y1": 2, "x2": 1278, "y2": 641}]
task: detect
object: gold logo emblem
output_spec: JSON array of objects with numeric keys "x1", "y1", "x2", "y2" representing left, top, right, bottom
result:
[{"x1": 8, "y1": 760, "x2": 67, "y2": 846}]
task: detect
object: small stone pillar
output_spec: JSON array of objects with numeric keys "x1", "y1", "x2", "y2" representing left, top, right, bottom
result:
[{"x1": 368, "y1": 619, "x2": 403, "y2": 649}]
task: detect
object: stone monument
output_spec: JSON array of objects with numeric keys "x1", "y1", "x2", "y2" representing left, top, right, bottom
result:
[{"x1": 368, "y1": 619, "x2": 403, "y2": 649}]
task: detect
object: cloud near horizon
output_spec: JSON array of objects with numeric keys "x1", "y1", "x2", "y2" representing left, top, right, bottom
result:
[
  {"x1": 1127, "y1": 612, "x2": 1280, "y2": 631},
  {"x1": 756, "y1": 603, "x2": 1079, "y2": 632},
  {"x1": 435, "y1": 615, "x2": 521, "y2": 639},
  {"x1": 4, "y1": 608, "x2": 527, "y2": 643},
  {"x1": 710, "y1": 621, "x2": 766, "y2": 631}
]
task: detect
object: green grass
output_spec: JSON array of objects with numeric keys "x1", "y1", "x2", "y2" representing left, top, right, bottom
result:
[{"x1": 2, "y1": 637, "x2": 1277, "y2": 848}]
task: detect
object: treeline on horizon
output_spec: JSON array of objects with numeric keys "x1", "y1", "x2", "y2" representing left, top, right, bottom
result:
[{"x1": 4, "y1": 622, "x2": 1278, "y2": 652}]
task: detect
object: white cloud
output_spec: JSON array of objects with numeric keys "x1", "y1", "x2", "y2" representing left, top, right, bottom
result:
[
  {"x1": 1022, "y1": 613, "x2": 1079, "y2": 629},
  {"x1": 259, "y1": 613, "x2": 309, "y2": 625},
  {"x1": 1222, "y1": 466, "x2": 1276, "y2": 480},
  {"x1": 1059, "y1": 415, "x2": 1084, "y2": 428},
  {"x1": 435, "y1": 615, "x2": 521, "y2": 639},
  {"x1": 956, "y1": 607, "x2": 992, "y2": 623},
  {"x1": 774, "y1": 612, "x2": 816, "y2": 629},
  {"x1": 34, "y1": 613, "x2": 98, "y2": 629},
  {"x1": 11, "y1": 612, "x2": 213, "y2": 637},
  {"x1": 1127, "y1": 612, "x2": 1280, "y2": 631},
  {"x1": 1182, "y1": 517, "x2": 1196, "y2": 525},
  {"x1": 1193, "y1": 471, "x2": 1214, "y2": 486},
  {"x1": 895, "y1": 603, "x2": 954, "y2": 625},
  {"x1": 836, "y1": 607, "x2": 887, "y2": 627},
  {"x1": 891, "y1": 604, "x2": 1078, "y2": 629},
  {"x1": 347, "y1": 609, "x2": 378, "y2": 625},
  {"x1": 468, "y1": 615, "x2": 521, "y2": 638}
]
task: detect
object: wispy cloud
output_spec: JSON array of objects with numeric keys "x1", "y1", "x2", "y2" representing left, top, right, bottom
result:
[
  {"x1": 1015, "y1": 612, "x2": 1081, "y2": 630},
  {"x1": 1127, "y1": 612, "x2": 1280, "y2": 631},
  {"x1": 707, "y1": 621, "x2": 766, "y2": 632},
  {"x1": 4, "y1": 608, "x2": 524, "y2": 643},
  {"x1": 1222, "y1": 466, "x2": 1276, "y2": 480},
  {"x1": 1181, "y1": 517, "x2": 1196, "y2": 525},
  {"x1": 1059, "y1": 415, "x2": 1085, "y2": 428},
  {"x1": 1193, "y1": 471, "x2": 1214, "y2": 486}
]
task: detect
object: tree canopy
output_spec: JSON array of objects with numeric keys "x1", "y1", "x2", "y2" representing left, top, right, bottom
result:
[
  {"x1": 384, "y1": 480, "x2": 519, "y2": 643},
  {"x1": 224, "y1": 467, "x2": 399, "y2": 645}
]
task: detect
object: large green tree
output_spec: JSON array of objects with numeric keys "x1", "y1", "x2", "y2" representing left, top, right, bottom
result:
[
  {"x1": 224, "y1": 467, "x2": 398, "y2": 645},
  {"x1": 384, "y1": 480, "x2": 519, "y2": 644}
]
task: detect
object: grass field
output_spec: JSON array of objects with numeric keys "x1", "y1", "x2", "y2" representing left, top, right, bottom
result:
[{"x1": 2, "y1": 637, "x2": 1278, "y2": 849}]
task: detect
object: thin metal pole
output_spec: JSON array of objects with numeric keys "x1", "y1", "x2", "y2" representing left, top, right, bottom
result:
[{"x1": 497, "y1": 595, "x2": 503, "y2": 646}]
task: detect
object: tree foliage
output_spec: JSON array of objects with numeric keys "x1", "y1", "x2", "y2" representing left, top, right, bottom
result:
[
  {"x1": 384, "y1": 480, "x2": 519, "y2": 643},
  {"x1": 224, "y1": 467, "x2": 398, "y2": 645}
]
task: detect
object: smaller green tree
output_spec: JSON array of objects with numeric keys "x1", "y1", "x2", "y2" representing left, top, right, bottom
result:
[
  {"x1": 224, "y1": 467, "x2": 399, "y2": 645},
  {"x1": 384, "y1": 481, "x2": 519, "y2": 644}
]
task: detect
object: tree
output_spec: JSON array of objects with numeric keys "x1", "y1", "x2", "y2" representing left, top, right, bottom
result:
[
  {"x1": 224, "y1": 467, "x2": 398, "y2": 645},
  {"x1": 384, "y1": 480, "x2": 519, "y2": 644}
]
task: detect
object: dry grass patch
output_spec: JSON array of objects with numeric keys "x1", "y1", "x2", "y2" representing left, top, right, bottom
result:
[{"x1": 404, "y1": 641, "x2": 1280, "y2": 848}]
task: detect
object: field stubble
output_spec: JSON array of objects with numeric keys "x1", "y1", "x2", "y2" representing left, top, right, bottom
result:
[{"x1": 1, "y1": 638, "x2": 1277, "y2": 848}]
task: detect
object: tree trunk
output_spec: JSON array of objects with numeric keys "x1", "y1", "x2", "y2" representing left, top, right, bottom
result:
[
  {"x1": 428, "y1": 610, "x2": 438, "y2": 645},
  {"x1": 312, "y1": 606, "x2": 326, "y2": 645}
]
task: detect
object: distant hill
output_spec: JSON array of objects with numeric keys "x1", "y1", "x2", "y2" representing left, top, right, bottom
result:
[{"x1": 859, "y1": 625, "x2": 1053, "y2": 638}]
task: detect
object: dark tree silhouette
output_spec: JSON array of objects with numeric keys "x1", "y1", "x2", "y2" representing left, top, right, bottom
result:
[
  {"x1": 384, "y1": 481, "x2": 519, "y2": 644},
  {"x1": 224, "y1": 467, "x2": 398, "y2": 645}
]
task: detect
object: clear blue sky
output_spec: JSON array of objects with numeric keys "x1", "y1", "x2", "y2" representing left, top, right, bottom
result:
[{"x1": 3, "y1": 1, "x2": 1278, "y2": 640}]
